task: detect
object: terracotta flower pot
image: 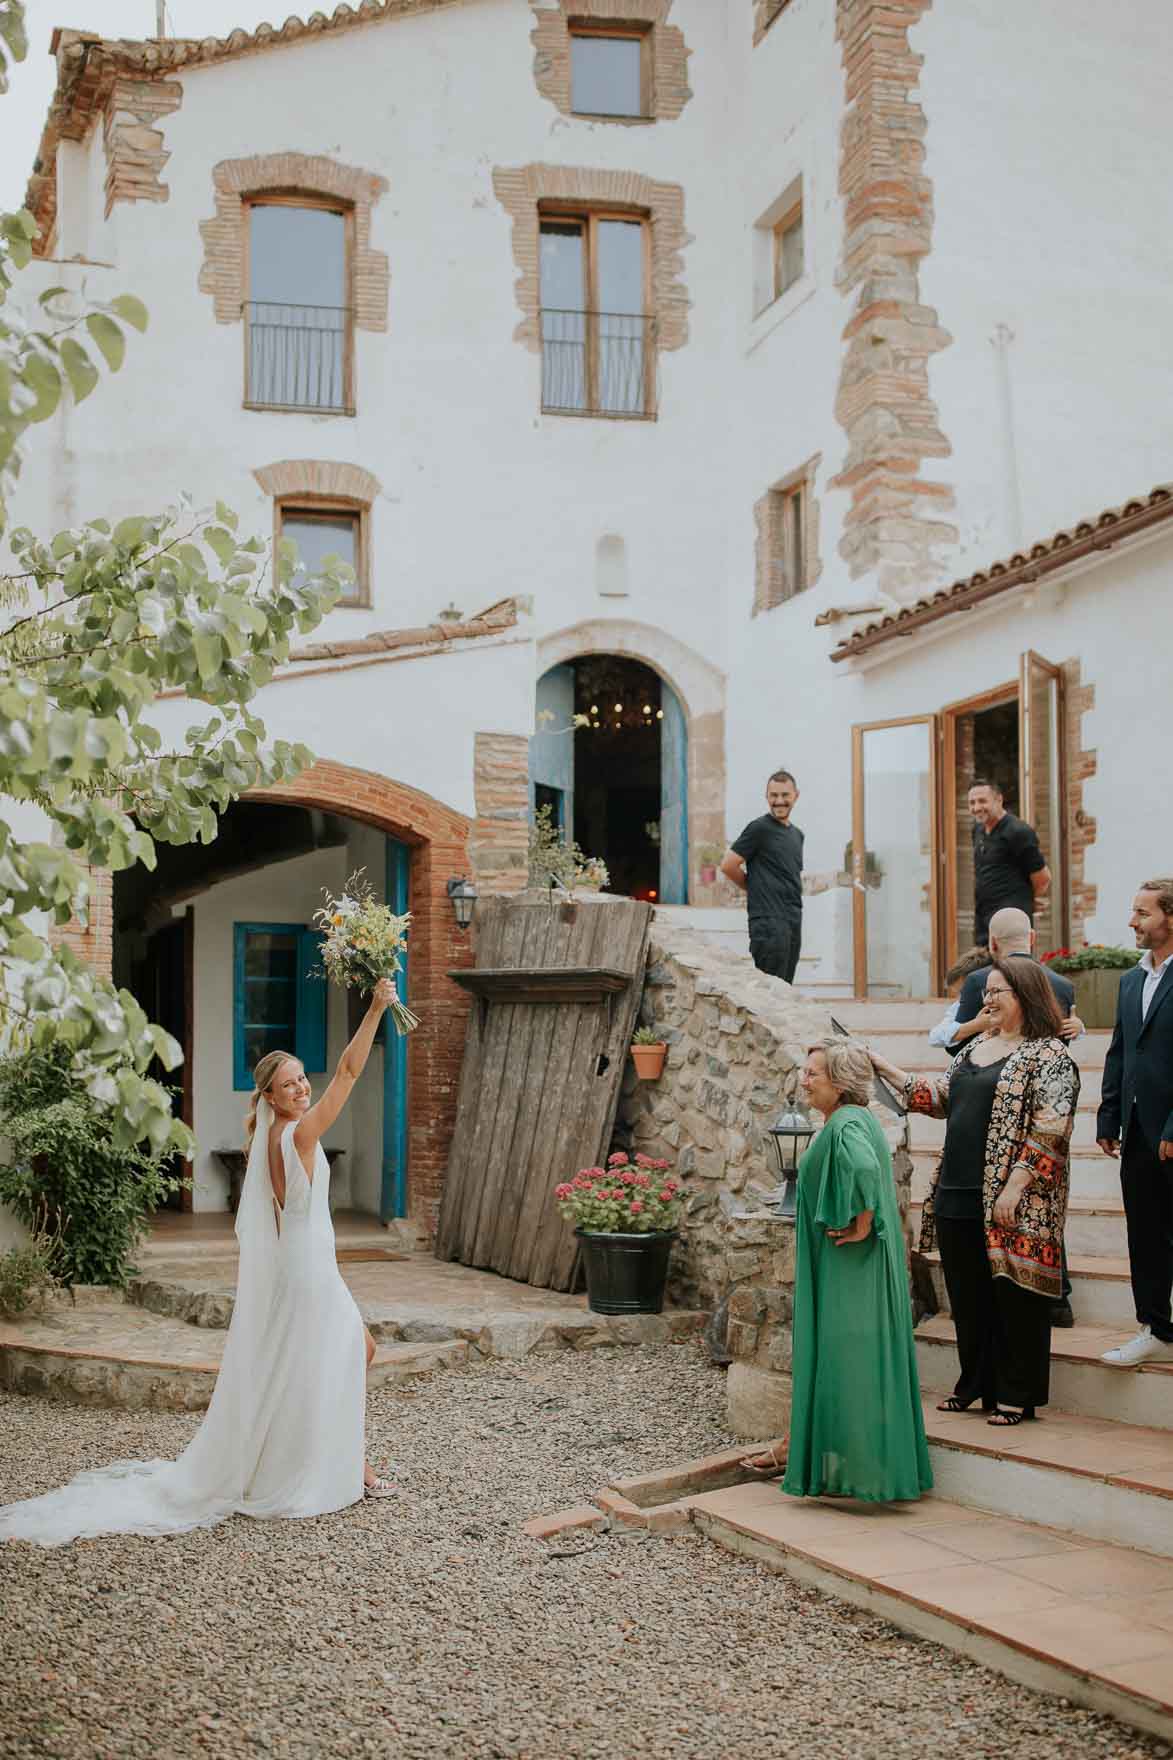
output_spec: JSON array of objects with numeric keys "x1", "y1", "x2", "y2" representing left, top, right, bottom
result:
[
  {"x1": 699, "y1": 863, "x2": 717, "y2": 886},
  {"x1": 1068, "y1": 967, "x2": 1126, "y2": 1030},
  {"x1": 630, "y1": 1042, "x2": 668, "y2": 1080}
]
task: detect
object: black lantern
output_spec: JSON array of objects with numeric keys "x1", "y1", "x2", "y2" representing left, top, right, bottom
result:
[
  {"x1": 765, "y1": 1104, "x2": 817, "y2": 1220},
  {"x1": 447, "y1": 875, "x2": 478, "y2": 931}
]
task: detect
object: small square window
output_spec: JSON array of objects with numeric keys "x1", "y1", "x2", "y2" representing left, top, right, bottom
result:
[
  {"x1": 278, "y1": 503, "x2": 367, "y2": 606},
  {"x1": 570, "y1": 29, "x2": 646, "y2": 118},
  {"x1": 773, "y1": 202, "x2": 805, "y2": 302}
]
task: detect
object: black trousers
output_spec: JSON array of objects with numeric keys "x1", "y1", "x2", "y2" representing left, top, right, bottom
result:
[
  {"x1": 1121, "y1": 1123, "x2": 1173, "y2": 1343},
  {"x1": 749, "y1": 915, "x2": 802, "y2": 985},
  {"x1": 935, "y1": 1215, "x2": 1052, "y2": 1410}
]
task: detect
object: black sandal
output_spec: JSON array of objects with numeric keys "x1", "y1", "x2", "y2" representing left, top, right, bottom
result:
[
  {"x1": 987, "y1": 1406, "x2": 1036, "y2": 1426},
  {"x1": 936, "y1": 1396, "x2": 996, "y2": 1414}
]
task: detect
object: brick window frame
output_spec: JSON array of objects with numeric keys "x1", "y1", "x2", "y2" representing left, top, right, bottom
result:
[
  {"x1": 753, "y1": 456, "x2": 823, "y2": 614},
  {"x1": 254, "y1": 460, "x2": 380, "y2": 610},
  {"x1": 530, "y1": 0, "x2": 691, "y2": 123},
  {"x1": 494, "y1": 163, "x2": 689, "y2": 375},
  {"x1": 198, "y1": 151, "x2": 390, "y2": 336}
]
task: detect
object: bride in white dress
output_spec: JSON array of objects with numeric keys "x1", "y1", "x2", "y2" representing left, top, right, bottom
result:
[{"x1": 0, "y1": 979, "x2": 397, "y2": 1546}]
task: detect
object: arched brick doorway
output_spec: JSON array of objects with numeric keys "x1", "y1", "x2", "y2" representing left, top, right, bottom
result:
[
  {"x1": 537, "y1": 621, "x2": 727, "y2": 903},
  {"x1": 248, "y1": 760, "x2": 474, "y2": 1233}
]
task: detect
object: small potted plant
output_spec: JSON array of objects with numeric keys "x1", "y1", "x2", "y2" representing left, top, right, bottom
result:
[
  {"x1": 574, "y1": 855, "x2": 610, "y2": 894},
  {"x1": 696, "y1": 842, "x2": 723, "y2": 886},
  {"x1": 1040, "y1": 944, "x2": 1141, "y2": 1029},
  {"x1": 556, "y1": 1154, "x2": 680, "y2": 1314},
  {"x1": 630, "y1": 1025, "x2": 668, "y2": 1080}
]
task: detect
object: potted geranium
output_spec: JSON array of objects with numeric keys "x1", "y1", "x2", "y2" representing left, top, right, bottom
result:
[
  {"x1": 630, "y1": 1025, "x2": 668, "y2": 1080},
  {"x1": 556, "y1": 1154, "x2": 680, "y2": 1314},
  {"x1": 696, "y1": 842, "x2": 723, "y2": 886},
  {"x1": 1040, "y1": 944, "x2": 1141, "y2": 1029}
]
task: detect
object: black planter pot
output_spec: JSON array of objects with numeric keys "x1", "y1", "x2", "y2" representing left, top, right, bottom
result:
[{"x1": 576, "y1": 1228, "x2": 676, "y2": 1315}]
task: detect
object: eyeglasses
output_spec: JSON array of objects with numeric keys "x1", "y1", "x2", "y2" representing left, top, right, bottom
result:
[{"x1": 981, "y1": 988, "x2": 1010, "y2": 1002}]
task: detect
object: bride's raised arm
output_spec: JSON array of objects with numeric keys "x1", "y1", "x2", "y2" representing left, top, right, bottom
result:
[{"x1": 293, "y1": 976, "x2": 397, "y2": 1157}]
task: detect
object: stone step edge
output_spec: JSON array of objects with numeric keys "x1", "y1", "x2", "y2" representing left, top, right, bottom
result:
[
  {"x1": 923, "y1": 1414, "x2": 1173, "y2": 1505},
  {"x1": 125, "y1": 1276, "x2": 710, "y2": 1356},
  {"x1": 916, "y1": 1318, "x2": 1173, "y2": 1378},
  {"x1": 690, "y1": 1501, "x2": 1173, "y2": 1745},
  {"x1": 920, "y1": 1249, "x2": 1131, "y2": 1282},
  {"x1": 0, "y1": 1333, "x2": 465, "y2": 1379}
]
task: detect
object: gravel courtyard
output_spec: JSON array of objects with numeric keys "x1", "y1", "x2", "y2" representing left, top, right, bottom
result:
[{"x1": 0, "y1": 1342, "x2": 1167, "y2": 1760}]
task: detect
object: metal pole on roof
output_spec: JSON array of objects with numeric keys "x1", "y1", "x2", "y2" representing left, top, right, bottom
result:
[{"x1": 155, "y1": 2, "x2": 168, "y2": 36}]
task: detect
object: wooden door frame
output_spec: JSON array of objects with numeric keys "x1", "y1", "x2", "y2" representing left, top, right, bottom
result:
[
  {"x1": 851, "y1": 714, "x2": 941, "y2": 999},
  {"x1": 1019, "y1": 650, "x2": 1071, "y2": 951},
  {"x1": 938, "y1": 679, "x2": 1017, "y2": 973}
]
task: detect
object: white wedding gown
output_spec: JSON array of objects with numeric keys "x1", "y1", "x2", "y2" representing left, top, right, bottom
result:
[{"x1": 0, "y1": 1103, "x2": 367, "y2": 1546}]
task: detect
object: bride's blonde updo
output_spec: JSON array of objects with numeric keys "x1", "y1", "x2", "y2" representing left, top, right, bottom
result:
[{"x1": 244, "y1": 1049, "x2": 297, "y2": 1152}]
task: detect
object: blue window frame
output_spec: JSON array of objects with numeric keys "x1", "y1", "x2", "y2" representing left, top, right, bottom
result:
[{"x1": 233, "y1": 922, "x2": 327, "y2": 1091}]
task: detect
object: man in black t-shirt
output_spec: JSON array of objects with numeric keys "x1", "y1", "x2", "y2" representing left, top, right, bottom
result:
[
  {"x1": 720, "y1": 769, "x2": 804, "y2": 983},
  {"x1": 968, "y1": 779, "x2": 1050, "y2": 948}
]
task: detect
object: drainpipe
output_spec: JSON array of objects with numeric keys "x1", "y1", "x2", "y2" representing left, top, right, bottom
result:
[{"x1": 990, "y1": 322, "x2": 1025, "y2": 549}]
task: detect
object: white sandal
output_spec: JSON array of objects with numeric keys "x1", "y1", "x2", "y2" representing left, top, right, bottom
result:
[{"x1": 364, "y1": 1475, "x2": 395, "y2": 1499}]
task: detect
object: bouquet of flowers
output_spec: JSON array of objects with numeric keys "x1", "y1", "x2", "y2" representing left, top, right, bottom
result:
[
  {"x1": 312, "y1": 869, "x2": 420, "y2": 1036},
  {"x1": 555, "y1": 1152, "x2": 680, "y2": 1235}
]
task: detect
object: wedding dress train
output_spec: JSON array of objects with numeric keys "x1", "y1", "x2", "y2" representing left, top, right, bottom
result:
[{"x1": 0, "y1": 1102, "x2": 366, "y2": 1546}]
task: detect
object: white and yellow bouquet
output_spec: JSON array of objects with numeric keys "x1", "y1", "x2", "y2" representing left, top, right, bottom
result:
[{"x1": 312, "y1": 869, "x2": 420, "y2": 1036}]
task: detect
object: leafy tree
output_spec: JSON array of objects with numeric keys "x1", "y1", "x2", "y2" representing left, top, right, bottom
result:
[{"x1": 0, "y1": 4, "x2": 343, "y2": 1153}]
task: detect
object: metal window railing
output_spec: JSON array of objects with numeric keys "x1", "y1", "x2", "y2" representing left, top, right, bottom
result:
[
  {"x1": 540, "y1": 309, "x2": 656, "y2": 417},
  {"x1": 244, "y1": 301, "x2": 353, "y2": 414}
]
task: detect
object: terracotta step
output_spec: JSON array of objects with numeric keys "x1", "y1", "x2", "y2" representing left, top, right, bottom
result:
[
  {"x1": 687, "y1": 1482, "x2": 1173, "y2": 1742},
  {"x1": 922, "y1": 1399, "x2": 1173, "y2": 1555},
  {"x1": 916, "y1": 1315, "x2": 1173, "y2": 1430},
  {"x1": 908, "y1": 1106, "x2": 1103, "y2": 1152},
  {"x1": 922, "y1": 1251, "x2": 1135, "y2": 1329}
]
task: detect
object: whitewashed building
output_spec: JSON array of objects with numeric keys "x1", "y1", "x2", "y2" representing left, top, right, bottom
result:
[{"x1": 11, "y1": 0, "x2": 1173, "y2": 1226}]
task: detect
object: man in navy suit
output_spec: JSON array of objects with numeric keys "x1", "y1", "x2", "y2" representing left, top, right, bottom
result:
[{"x1": 1098, "y1": 879, "x2": 1173, "y2": 1366}]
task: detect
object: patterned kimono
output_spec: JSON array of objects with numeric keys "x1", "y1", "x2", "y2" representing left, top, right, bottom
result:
[{"x1": 904, "y1": 1037, "x2": 1080, "y2": 1301}]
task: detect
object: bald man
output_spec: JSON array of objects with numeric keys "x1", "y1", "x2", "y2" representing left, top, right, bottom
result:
[{"x1": 948, "y1": 907, "x2": 1079, "y2": 1054}]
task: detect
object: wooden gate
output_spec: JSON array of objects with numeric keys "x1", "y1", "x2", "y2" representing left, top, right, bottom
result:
[{"x1": 435, "y1": 893, "x2": 653, "y2": 1290}]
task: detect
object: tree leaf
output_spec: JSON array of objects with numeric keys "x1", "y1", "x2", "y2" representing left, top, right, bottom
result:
[
  {"x1": 84, "y1": 312, "x2": 126, "y2": 372},
  {"x1": 59, "y1": 337, "x2": 99, "y2": 403},
  {"x1": 108, "y1": 293, "x2": 149, "y2": 334},
  {"x1": 20, "y1": 352, "x2": 60, "y2": 422}
]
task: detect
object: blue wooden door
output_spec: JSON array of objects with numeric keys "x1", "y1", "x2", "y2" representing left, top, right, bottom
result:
[
  {"x1": 529, "y1": 664, "x2": 576, "y2": 832},
  {"x1": 659, "y1": 682, "x2": 688, "y2": 904},
  {"x1": 381, "y1": 837, "x2": 410, "y2": 1219}
]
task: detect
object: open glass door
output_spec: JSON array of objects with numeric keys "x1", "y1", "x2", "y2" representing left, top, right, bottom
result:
[
  {"x1": 1019, "y1": 651, "x2": 1069, "y2": 953},
  {"x1": 852, "y1": 717, "x2": 940, "y2": 998}
]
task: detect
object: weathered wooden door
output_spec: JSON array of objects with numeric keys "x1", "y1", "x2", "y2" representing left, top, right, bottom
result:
[{"x1": 435, "y1": 893, "x2": 652, "y2": 1290}]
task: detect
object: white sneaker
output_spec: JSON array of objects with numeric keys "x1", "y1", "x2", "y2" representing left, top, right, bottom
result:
[{"x1": 1101, "y1": 1326, "x2": 1173, "y2": 1367}]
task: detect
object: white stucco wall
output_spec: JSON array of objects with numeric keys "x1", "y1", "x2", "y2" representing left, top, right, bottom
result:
[
  {"x1": 189, "y1": 844, "x2": 354, "y2": 1212},
  {"x1": 7, "y1": 0, "x2": 1170, "y2": 1002}
]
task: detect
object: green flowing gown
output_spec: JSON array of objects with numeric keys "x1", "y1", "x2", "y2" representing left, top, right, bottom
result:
[{"x1": 782, "y1": 1106, "x2": 933, "y2": 1503}]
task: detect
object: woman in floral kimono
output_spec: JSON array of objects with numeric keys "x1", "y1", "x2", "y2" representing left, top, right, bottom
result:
[{"x1": 870, "y1": 958, "x2": 1079, "y2": 1427}]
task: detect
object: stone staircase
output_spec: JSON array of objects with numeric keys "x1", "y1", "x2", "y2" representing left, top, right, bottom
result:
[{"x1": 641, "y1": 997, "x2": 1173, "y2": 1740}]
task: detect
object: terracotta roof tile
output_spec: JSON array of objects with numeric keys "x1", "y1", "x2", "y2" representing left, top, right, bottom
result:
[
  {"x1": 830, "y1": 485, "x2": 1173, "y2": 662},
  {"x1": 288, "y1": 596, "x2": 520, "y2": 664}
]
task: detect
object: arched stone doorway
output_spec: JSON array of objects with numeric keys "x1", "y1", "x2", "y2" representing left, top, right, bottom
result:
[
  {"x1": 111, "y1": 761, "x2": 474, "y2": 1233},
  {"x1": 535, "y1": 621, "x2": 726, "y2": 903}
]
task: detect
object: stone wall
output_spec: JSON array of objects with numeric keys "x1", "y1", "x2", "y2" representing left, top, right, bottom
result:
[
  {"x1": 618, "y1": 917, "x2": 911, "y2": 1437},
  {"x1": 618, "y1": 919, "x2": 830, "y2": 1306}
]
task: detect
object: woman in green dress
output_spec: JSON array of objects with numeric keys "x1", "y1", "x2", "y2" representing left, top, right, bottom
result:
[{"x1": 743, "y1": 1038, "x2": 932, "y2": 1502}]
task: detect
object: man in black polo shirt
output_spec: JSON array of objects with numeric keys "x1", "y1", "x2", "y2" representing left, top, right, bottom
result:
[
  {"x1": 969, "y1": 779, "x2": 1050, "y2": 948},
  {"x1": 720, "y1": 769, "x2": 804, "y2": 983}
]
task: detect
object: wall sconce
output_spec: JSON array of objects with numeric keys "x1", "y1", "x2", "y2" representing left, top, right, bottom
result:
[{"x1": 447, "y1": 875, "x2": 478, "y2": 931}]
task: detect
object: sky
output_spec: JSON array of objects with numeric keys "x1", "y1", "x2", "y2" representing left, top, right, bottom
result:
[{"x1": 1, "y1": 0, "x2": 288, "y2": 213}]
